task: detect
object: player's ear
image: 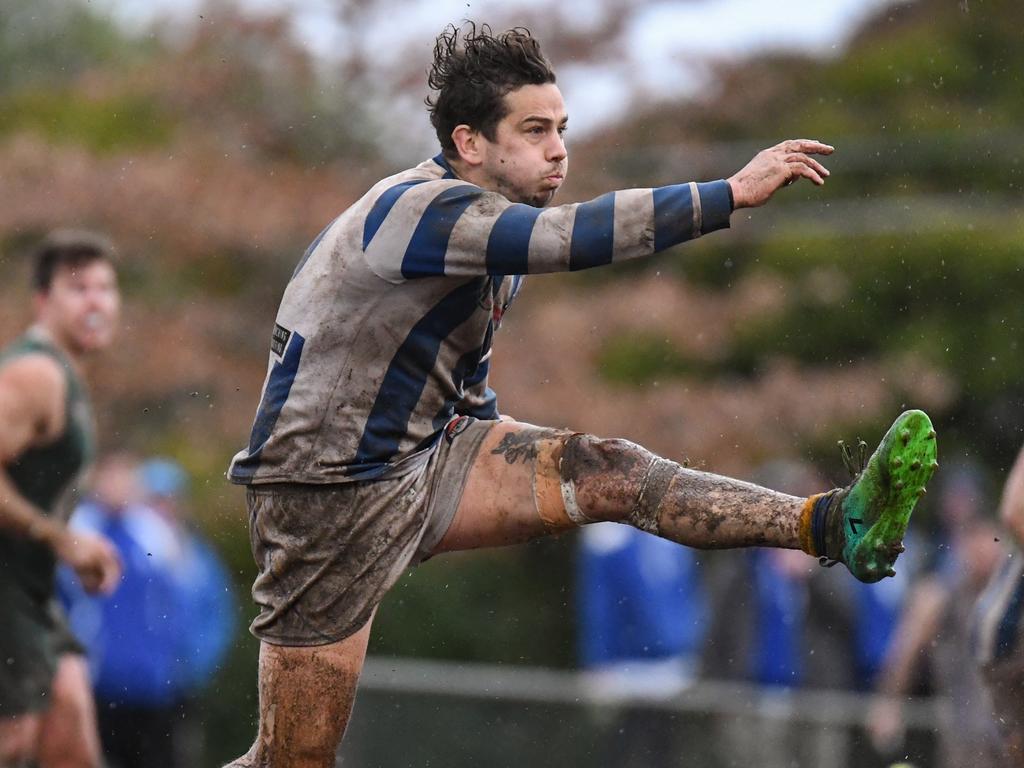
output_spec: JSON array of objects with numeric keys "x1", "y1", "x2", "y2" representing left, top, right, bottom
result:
[{"x1": 451, "y1": 124, "x2": 483, "y2": 166}]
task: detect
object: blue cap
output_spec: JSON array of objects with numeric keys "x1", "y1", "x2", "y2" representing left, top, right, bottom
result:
[{"x1": 139, "y1": 458, "x2": 189, "y2": 498}]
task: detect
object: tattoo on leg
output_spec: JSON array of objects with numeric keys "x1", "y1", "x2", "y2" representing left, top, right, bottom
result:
[{"x1": 490, "y1": 429, "x2": 567, "y2": 465}]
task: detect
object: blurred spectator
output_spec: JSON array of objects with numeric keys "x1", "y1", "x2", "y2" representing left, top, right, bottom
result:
[
  {"x1": 700, "y1": 459, "x2": 912, "y2": 767},
  {"x1": 974, "y1": 443, "x2": 1024, "y2": 766},
  {"x1": 868, "y1": 461, "x2": 1003, "y2": 768},
  {"x1": 59, "y1": 452, "x2": 181, "y2": 768},
  {"x1": 576, "y1": 522, "x2": 708, "y2": 766},
  {"x1": 138, "y1": 458, "x2": 235, "y2": 698},
  {"x1": 59, "y1": 454, "x2": 235, "y2": 768}
]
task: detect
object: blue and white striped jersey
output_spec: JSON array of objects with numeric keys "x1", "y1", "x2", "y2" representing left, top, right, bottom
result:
[{"x1": 227, "y1": 154, "x2": 733, "y2": 485}]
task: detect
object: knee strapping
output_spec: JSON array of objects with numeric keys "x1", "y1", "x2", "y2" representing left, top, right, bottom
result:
[
  {"x1": 627, "y1": 457, "x2": 677, "y2": 534},
  {"x1": 532, "y1": 434, "x2": 596, "y2": 530},
  {"x1": 531, "y1": 433, "x2": 677, "y2": 534}
]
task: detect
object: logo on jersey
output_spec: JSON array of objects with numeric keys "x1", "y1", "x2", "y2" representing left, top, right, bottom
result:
[{"x1": 271, "y1": 323, "x2": 292, "y2": 357}]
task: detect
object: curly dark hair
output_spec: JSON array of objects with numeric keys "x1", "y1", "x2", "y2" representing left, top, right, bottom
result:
[
  {"x1": 32, "y1": 229, "x2": 116, "y2": 293},
  {"x1": 426, "y1": 23, "x2": 556, "y2": 157}
]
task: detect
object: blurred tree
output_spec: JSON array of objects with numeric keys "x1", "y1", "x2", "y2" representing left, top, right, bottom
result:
[{"x1": 0, "y1": 0, "x2": 147, "y2": 94}]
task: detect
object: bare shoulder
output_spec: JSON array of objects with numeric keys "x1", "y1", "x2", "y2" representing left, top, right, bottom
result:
[
  {"x1": 0, "y1": 352, "x2": 66, "y2": 394},
  {"x1": 0, "y1": 353, "x2": 68, "y2": 450}
]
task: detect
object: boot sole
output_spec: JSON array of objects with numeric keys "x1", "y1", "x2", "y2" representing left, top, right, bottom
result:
[{"x1": 845, "y1": 409, "x2": 937, "y2": 582}]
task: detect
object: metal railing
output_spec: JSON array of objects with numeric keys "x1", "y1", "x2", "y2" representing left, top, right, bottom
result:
[{"x1": 338, "y1": 656, "x2": 948, "y2": 768}]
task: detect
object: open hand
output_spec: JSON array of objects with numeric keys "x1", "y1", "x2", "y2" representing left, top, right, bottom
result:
[{"x1": 727, "y1": 139, "x2": 833, "y2": 208}]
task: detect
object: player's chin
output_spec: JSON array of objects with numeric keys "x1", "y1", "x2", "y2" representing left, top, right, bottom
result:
[
  {"x1": 527, "y1": 188, "x2": 559, "y2": 208},
  {"x1": 75, "y1": 329, "x2": 115, "y2": 352}
]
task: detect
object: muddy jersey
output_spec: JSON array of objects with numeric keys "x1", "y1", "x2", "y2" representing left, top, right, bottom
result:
[{"x1": 227, "y1": 154, "x2": 732, "y2": 485}]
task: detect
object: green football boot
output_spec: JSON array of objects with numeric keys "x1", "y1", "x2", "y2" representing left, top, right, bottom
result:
[{"x1": 809, "y1": 410, "x2": 937, "y2": 583}]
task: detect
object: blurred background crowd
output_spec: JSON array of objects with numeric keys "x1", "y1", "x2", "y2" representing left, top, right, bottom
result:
[{"x1": 2, "y1": 0, "x2": 1023, "y2": 765}]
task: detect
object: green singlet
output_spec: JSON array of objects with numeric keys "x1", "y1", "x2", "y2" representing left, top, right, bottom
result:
[{"x1": 0, "y1": 329, "x2": 95, "y2": 717}]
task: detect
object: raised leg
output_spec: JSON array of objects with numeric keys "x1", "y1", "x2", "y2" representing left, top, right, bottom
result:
[
  {"x1": 436, "y1": 420, "x2": 806, "y2": 554},
  {"x1": 436, "y1": 413, "x2": 935, "y2": 584},
  {"x1": 223, "y1": 616, "x2": 373, "y2": 768}
]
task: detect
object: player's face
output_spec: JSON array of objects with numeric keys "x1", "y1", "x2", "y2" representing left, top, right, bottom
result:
[
  {"x1": 477, "y1": 83, "x2": 568, "y2": 208},
  {"x1": 36, "y1": 260, "x2": 120, "y2": 354}
]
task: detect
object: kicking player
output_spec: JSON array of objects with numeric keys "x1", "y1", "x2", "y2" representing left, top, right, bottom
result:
[
  {"x1": 225, "y1": 24, "x2": 937, "y2": 767},
  {"x1": 0, "y1": 232, "x2": 123, "y2": 767}
]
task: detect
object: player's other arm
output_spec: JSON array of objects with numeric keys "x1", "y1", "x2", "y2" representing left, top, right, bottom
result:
[{"x1": 0, "y1": 355, "x2": 120, "y2": 594}]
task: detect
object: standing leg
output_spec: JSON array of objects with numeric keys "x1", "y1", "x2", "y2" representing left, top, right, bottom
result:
[
  {"x1": 224, "y1": 616, "x2": 373, "y2": 768},
  {"x1": 35, "y1": 654, "x2": 102, "y2": 768}
]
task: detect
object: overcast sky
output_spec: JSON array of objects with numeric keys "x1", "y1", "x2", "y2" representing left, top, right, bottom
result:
[{"x1": 98, "y1": 0, "x2": 901, "y2": 159}]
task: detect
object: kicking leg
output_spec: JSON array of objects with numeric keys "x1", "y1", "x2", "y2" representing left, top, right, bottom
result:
[
  {"x1": 438, "y1": 422, "x2": 807, "y2": 550},
  {"x1": 438, "y1": 411, "x2": 937, "y2": 582},
  {"x1": 223, "y1": 615, "x2": 373, "y2": 768},
  {"x1": 36, "y1": 654, "x2": 102, "y2": 768}
]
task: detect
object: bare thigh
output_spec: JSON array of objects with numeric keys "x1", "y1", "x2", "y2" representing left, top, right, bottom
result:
[
  {"x1": 434, "y1": 421, "x2": 573, "y2": 552},
  {"x1": 35, "y1": 654, "x2": 101, "y2": 768}
]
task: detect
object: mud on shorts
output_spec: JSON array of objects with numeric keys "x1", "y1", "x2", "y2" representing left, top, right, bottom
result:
[{"x1": 246, "y1": 416, "x2": 496, "y2": 646}]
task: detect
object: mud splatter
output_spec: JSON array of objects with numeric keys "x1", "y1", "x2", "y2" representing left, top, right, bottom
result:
[
  {"x1": 561, "y1": 435, "x2": 649, "y2": 517},
  {"x1": 656, "y1": 467, "x2": 805, "y2": 550}
]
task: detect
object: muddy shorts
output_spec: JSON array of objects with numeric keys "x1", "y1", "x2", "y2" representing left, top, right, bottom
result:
[
  {"x1": 0, "y1": 592, "x2": 83, "y2": 718},
  {"x1": 247, "y1": 416, "x2": 496, "y2": 646}
]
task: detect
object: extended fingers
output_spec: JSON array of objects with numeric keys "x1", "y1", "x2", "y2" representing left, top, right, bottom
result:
[
  {"x1": 779, "y1": 139, "x2": 834, "y2": 155},
  {"x1": 787, "y1": 161, "x2": 826, "y2": 186},
  {"x1": 786, "y1": 152, "x2": 830, "y2": 179}
]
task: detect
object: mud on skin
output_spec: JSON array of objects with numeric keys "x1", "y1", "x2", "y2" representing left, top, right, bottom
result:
[
  {"x1": 560, "y1": 435, "x2": 652, "y2": 519},
  {"x1": 656, "y1": 467, "x2": 804, "y2": 549}
]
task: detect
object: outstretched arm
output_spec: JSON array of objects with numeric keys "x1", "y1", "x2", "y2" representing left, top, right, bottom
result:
[
  {"x1": 0, "y1": 354, "x2": 120, "y2": 594},
  {"x1": 363, "y1": 139, "x2": 833, "y2": 281}
]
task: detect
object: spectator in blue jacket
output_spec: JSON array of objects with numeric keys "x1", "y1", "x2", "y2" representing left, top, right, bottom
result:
[
  {"x1": 138, "y1": 458, "x2": 235, "y2": 699},
  {"x1": 576, "y1": 522, "x2": 708, "y2": 767},
  {"x1": 59, "y1": 454, "x2": 235, "y2": 768},
  {"x1": 577, "y1": 522, "x2": 707, "y2": 697}
]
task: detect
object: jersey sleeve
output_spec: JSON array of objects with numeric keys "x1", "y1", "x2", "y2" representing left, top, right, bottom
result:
[{"x1": 362, "y1": 178, "x2": 733, "y2": 282}]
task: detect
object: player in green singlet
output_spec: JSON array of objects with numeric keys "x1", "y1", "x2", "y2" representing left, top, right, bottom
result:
[{"x1": 0, "y1": 231, "x2": 122, "y2": 768}]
